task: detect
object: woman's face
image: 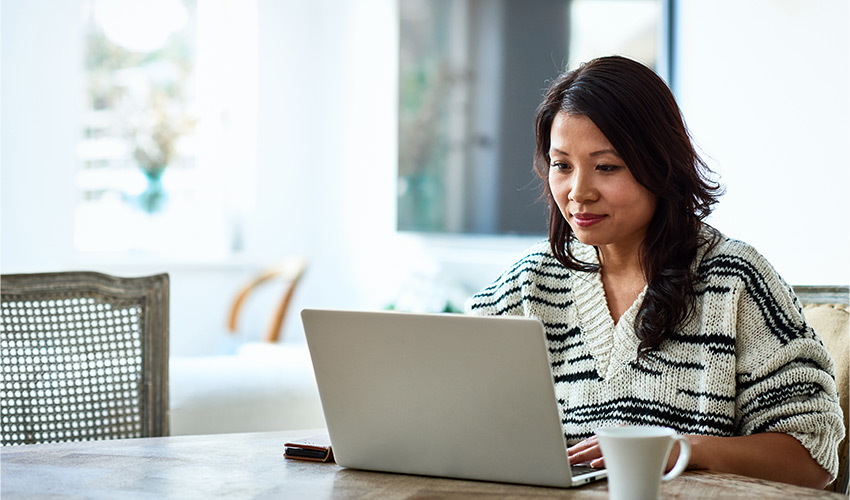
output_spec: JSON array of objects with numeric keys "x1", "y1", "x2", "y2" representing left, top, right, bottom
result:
[{"x1": 548, "y1": 112, "x2": 657, "y2": 258}]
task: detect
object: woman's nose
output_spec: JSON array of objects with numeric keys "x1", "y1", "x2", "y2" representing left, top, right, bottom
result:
[{"x1": 569, "y1": 171, "x2": 597, "y2": 203}]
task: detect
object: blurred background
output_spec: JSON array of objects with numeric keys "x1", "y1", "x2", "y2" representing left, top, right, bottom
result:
[{"x1": 2, "y1": 0, "x2": 848, "y2": 433}]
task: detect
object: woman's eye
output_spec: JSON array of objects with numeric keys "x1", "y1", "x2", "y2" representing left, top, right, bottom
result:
[
  {"x1": 551, "y1": 162, "x2": 571, "y2": 171},
  {"x1": 597, "y1": 164, "x2": 621, "y2": 173}
]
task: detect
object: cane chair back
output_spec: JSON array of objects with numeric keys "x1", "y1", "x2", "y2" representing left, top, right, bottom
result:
[
  {"x1": 1, "y1": 272, "x2": 169, "y2": 445},
  {"x1": 794, "y1": 285, "x2": 849, "y2": 494}
]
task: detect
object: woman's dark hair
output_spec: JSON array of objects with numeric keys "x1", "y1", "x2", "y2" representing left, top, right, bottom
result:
[{"x1": 533, "y1": 55, "x2": 723, "y2": 355}]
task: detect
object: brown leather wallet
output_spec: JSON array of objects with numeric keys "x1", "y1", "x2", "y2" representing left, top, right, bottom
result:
[{"x1": 283, "y1": 434, "x2": 334, "y2": 463}]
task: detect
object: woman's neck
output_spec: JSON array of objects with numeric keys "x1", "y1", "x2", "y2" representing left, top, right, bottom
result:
[
  {"x1": 598, "y1": 244, "x2": 647, "y2": 323},
  {"x1": 597, "y1": 243, "x2": 644, "y2": 279}
]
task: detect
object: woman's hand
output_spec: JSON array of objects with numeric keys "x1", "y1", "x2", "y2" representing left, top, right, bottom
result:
[
  {"x1": 567, "y1": 435, "x2": 605, "y2": 468},
  {"x1": 568, "y1": 434, "x2": 688, "y2": 471}
]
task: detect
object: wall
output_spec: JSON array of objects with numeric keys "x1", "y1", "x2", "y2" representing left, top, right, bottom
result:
[
  {"x1": 674, "y1": 0, "x2": 850, "y2": 286},
  {"x1": 2, "y1": 0, "x2": 848, "y2": 357},
  {"x1": 1, "y1": 0, "x2": 81, "y2": 269}
]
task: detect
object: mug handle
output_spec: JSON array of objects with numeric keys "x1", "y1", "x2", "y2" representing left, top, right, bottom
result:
[{"x1": 661, "y1": 435, "x2": 691, "y2": 481}]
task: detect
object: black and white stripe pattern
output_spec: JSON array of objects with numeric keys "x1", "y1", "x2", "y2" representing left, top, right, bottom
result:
[{"x1": 466, "y1": 231, "x2": 844, "y2": 480}]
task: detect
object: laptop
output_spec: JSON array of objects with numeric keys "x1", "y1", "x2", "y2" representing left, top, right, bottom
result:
[{"x1": 300, "y1": 309, "x2": 607, "y2": 488}]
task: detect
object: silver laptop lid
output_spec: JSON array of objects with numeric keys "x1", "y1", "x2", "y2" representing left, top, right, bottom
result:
[{"x1": 301, "y1": 309, "x2": 598, "y2": 488}]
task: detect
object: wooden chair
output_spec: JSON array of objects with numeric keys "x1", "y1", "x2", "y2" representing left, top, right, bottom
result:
[
  {"x1": 1, "y1": 272, "x2": 169, "y2": 445},
  {"x1": 794, "y1": 285, "x2": 849, "y2": 494},
  {"x1": 226, "y1": 257, "x2": 307, "y2": 343},
  {"x1": 169, "y1": 258, "x2": 320, "y2": 435}
]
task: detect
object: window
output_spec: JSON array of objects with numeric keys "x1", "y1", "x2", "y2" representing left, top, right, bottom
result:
[
  {"x1": 76, "y1": 0, "x2": 257, "y2": 261},
  {"x1": 397, "y1": 0, "x2": 669, "y2": 236}
]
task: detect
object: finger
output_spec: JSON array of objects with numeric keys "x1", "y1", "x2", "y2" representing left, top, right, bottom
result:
[
  {"x1": 568, "y1": 442, "x2": 603, "y2": 465},
  {"x1": 570, "y1": 447, "x2": 602, "y2": 465},
  {"x1": 567, "y1": 436, "x2": 598, "y2": 454}
]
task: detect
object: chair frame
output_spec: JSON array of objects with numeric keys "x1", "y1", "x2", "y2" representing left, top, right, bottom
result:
[
  {"x1": 1, "y1": 272, "x2": 170, "y2": 441},
  {"x1": 793, "y1": 285, "x2": 850, "y2": 306},
  {"x1": 227, "y1": 257, "x2": 307, "y2": 343}
]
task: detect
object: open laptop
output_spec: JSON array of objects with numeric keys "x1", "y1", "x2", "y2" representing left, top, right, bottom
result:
[{"x1": 300, "y1": 309, "x2": 607, "y2": 488}]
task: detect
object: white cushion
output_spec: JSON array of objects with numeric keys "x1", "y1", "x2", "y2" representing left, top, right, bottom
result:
[{"x1": 169, "y1": 343, "x2": 325, "y2": 435}]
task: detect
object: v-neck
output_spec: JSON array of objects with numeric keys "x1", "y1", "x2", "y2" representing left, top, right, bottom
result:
[{"x1": 570, "y1": 243, "x2": 645, "y2": 380}]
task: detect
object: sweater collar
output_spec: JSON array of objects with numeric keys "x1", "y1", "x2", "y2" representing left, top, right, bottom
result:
[{"x1": 569, "y1": 241, "x2": 644, "y2": 379}]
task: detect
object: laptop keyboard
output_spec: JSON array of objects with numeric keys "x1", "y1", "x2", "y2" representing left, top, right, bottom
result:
[{"x1": 570, "y1": 464, "x2": 601, "y2": 477}]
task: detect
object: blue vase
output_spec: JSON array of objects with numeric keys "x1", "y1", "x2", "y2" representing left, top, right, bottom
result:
[{"x1": 138, "y1": 166, "x2": 167, "y2": 213}]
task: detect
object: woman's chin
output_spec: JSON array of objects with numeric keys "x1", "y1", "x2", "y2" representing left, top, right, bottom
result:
[{"x1": 568, "y1": 227, "x2": 604, "y2": 247}]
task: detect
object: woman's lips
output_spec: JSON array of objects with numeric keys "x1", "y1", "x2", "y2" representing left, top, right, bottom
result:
[{"x1": 572, "y1": 213, "x2": 606, "y2": 227}]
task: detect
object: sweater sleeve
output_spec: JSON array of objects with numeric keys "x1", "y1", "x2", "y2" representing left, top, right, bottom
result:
[
  {"x1": 465, "y1": 243, "x2": 553, "y2": 317},
  {"x1": 465, "y1": 262, "x2": 528, "y2": 317},
  {"x1": 729, "y1": 246, "x2": 845, "y2": 480}
]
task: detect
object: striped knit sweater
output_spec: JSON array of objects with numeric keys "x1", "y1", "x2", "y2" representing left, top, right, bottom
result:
[{"x1": 465, "y1": 230, "x2": 844, "y2": 479}]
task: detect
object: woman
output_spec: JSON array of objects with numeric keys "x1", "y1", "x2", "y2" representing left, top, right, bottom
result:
[{"x1": 466, "y1": 56, "x2": 843, "y2": 488}]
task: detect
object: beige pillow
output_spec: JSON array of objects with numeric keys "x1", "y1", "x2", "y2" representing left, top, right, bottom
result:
[{"x1": 803, "y1": 303, "x2": 849, "y2": 492}]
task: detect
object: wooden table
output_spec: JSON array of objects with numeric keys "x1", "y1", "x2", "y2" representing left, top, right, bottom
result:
[{"x1": 1, "y1": 429, "x2": 844, "y2": 499}]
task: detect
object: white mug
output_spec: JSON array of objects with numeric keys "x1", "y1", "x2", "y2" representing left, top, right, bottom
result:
[{"x1": 596, "y1": 426, "x2": 691, "y2": 500}]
